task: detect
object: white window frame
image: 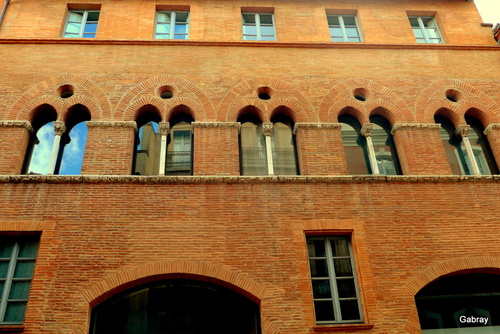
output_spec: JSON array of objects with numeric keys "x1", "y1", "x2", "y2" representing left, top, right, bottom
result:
[
  {"x1": 242, "y1": 12, "x2": 276, "y2": 41},
  {"x1": 0, "y1": 237, "x2": 39, "y2": 324},
  {"x1": 155, "y1": 11, "x2": 190, "y2": 40},
  {"x1": 327, "y1": 14, "x2": 362, "y2": 42},
  {"x1": 63, "y1": 10, "x2": 99, "y2": 38},
  {"x1": 409, "y1": 16, "x2": 443, "y2": 44},
  {"x1": 307, "y1": 236, "x2": 363, "y2": 324}
]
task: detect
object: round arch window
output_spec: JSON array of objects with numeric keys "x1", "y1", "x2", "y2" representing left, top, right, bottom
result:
[{"x1": 90, "y1": 279, "x2": 261, "y2": 334}]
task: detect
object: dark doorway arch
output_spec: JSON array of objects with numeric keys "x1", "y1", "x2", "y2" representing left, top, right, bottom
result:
[{"x1": 90, "y1": 279, "x2": 261, "y2": 334}]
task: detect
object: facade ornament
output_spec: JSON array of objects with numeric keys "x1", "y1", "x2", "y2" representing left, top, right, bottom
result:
[
  {"x1": 86, "y1": 121, "x2": 138, "y2": 130},
  {"x1": 484, "y1": 123, "x2": 500, "y2": 136},
  {"x1": 293, "y1": 123, "x2": 342, "y2": 134},
  {"x1": 455, "y1": 125, "x2": 470, "y2": 137},
  {"x1": 0, "y1": 121, "x2": 34, "y2": 133},
  {"x1": 262, "y1": 122, "x2": 273, "y2": 137},
  {"x1": 192, "y1": 122, "x2": 241, "y2": 129},
  {"x1": 159, "y1": 122, "x2": 170, "y2": 136},
  {"x1": 390, "y1": 123, "x2": 441, "y2": 135},
  {"x1": 53, "y1": 121, "x2": 67, "y2": 136},
  {"x1": 360, "y1": 123, "x2": 374, "y2": 137}
]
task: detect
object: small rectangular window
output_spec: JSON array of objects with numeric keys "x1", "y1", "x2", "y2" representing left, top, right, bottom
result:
[
  {"x1": 327, "y1": 15, "x2": 362, "y2": 42},
  {"x1": 307, "y1": 235, "x2": 363, "y2": 324},
  {"x1": 408, "y1": 16, "x2": 443, "y2": 43},
  {"x1": 155, "y1": 11, "x2": 190, "y2": 40},
  {"x1": 0, "y1": 236, "x2": 40, "y2": 324},
  {"x1": 242, "y1": 12, "x2": 276, "y2": 41},
  {"x1": 64, "y1": 10, "x2": 100, "y2": 38}
]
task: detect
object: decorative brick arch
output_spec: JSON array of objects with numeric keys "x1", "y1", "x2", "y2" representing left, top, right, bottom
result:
[
  {"x1": 77, "y1": 261, "x2": 281, "y2": 334},
  {"x1": 117, "y1": 75, "x2": 212, "y2": 122},
  {"x1": 403, "y1": 256, "x2": 500, "y2": 333},
  {"x1": 416, "y1": 79, "x2": 500, "y2": 124},
  {"x1": 218, "y1": 77, "x2": 314, "y2": 123},
  {"x1": 319, "y1": 78, "x2": 413, "y2": 124},
  {"x1": 11, "y1": 74, "x2": 109, "y2": 121},
  {"x1": 165, "y1": 97, "x2": 204, "y2": 121}
]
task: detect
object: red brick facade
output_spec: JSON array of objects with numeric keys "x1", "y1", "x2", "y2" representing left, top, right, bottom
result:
[{"x1": 0, "y1": 0, "x2": 499, "y2": 333}]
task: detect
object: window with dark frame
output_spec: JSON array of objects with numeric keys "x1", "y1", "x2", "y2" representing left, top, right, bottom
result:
[
  {"x1": 0, "y1": 236, "x2": 39, "y2": 325},
  {"x1": 307, "y1": 235, "x2": 363, "y2": 324}
]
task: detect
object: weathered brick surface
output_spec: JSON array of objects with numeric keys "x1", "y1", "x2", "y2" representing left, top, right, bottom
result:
[{"x1": 0, "y1": 0, "x2": 499, "y2": 333}]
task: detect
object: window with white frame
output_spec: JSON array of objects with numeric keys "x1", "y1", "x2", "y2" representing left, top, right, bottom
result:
[
  {"x1": 408, "y1": 16, "x2": 443, "y2": 43},
  {"x1": 155, "y1": 11, "x2": 190, "y2": 39},
  {"x1": 0, "y1": 236, "x2": 39, "y2": 324},
  {"x1": 63, "y1": 10, "x2": 100, "y2": 38},
  {"x1": 307, "y1": 236, "x2": 363, "y2": 324},
  {"x1": 327, "y1": 15, "x2": 362, "y2": 42},
  {"x1": 242, "y1": 12, "x2": 276, "y2": 41}
]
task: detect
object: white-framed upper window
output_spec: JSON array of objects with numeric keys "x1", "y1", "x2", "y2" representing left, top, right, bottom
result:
[
  {"x1": 242, "y1": 12, "x2": 276, "y2": 41},
  {"x1": 327, "y1": 15, "x2": 362, "y2": 42},
  {"x1": 63, "y1": 10, "x2": 100, "y2": 38},
  {"x1": 307, "y1": 235, "x2": 363, "y2": 324},
  {"x1": 0, "y1": 236, "x2": 39, "y2": 324},
  {"x1": 155, "y1": 11, "x2": 190, "y2": 40},
  {"x1": 408, "y1": 16, "x2": 443, "y2": 43}
]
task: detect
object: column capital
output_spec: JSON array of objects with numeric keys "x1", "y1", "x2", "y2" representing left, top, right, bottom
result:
[
  {"x1": 53, "y1": 121, "x2": 66, "y2": 136},
  {"x1": 360, "y1": 123, "x2": 373, "y2": 137},
  {"x1": 484, "y1": 123, "x2": 500, "y2": 136},
  {"x1": 262, "y1": 122, "x2": 273, "y2": 137},
  {"x1": 159, "y1": 122, "x2": 170, "y2": 136},
  {"x1": 455, "y1": 125, "x2": 470, "y2": 137}
]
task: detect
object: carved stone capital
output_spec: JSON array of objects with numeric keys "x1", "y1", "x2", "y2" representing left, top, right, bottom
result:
[
  {"x1": 390, "y1": 123, "x2": 441, "y2": 135},
  {"x1": 159, "y1": 122, "x2": 170, "y2": 136},
  {"x1": 53, "y1": 121, "x2": 66, "y2": 136},
  {"x1": 0, "y1": 121, "x2": 34, "y2": 133},
  {"x1": 455, "y1": 125, "x2": 470, "y2": 137},
  {"x1": 262, "y1": 122, "x2": 273, "y2": 136},
  {"x1": 293, "y1": 123, "x2": 342, "y2": 134},
  {"x1": 360, "y1": 123, "x2": 374, "y2": 137},
  {"x1": 192, "y1": 122, "x2": 241, "y2": 129},
  {"x1": 484, "y1": 123, "x2": 500, "y2": 136},
  {"x1": 86, "y1": 121, "x2": 138, "y2": 131}
]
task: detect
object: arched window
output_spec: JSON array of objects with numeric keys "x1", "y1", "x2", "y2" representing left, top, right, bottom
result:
[
  {"x1": 23, "y1": 105, "x2": 57, "y2": 174},
  {"x1": 270, "y1": 114, "x2": 299, "y2": 175},
  {"x1": 238, "y1": 112, "x2": 267, "y2": 175},
  {"x1": 132, "y1": 107, "x2": 162, "y2": 176},
  {"x1": 23, "y1": 104, "x2": 90, "y2": 175},
  {"x1": 89, "y1": 279, "x2": 261, "y2": 334},
  {"x1": 465, "y1": 114, "x2": 498, "y2": 175},
  {"x1": 369, "y1": 115, "x2": 401, "y2": 175},
  {"x1": 166, "y1": 112, "x2": 194, "y2": 175},
  {"x1": 435, "y1": 114, "x2": 470, "y2": 175},
  {"x1": 416, "y1": 273, "x2": 500, "y2": 332},
  {"x1": 339, "y1": 114, "x2": 370, "y2": 175}
]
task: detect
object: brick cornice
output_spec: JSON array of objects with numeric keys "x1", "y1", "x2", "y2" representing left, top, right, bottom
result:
[
  {"x1": 390, "y1": 123, "x2": 440, "y2": 134},
  {"x1": 1, "y1": 39, "x2": 498, "y2": 51},
  {"x1": 0, "y1": 120, "x2": 33, "y2": 133},
  {"x1": 1, "y1": 175, "x2": 500, "y2": 184},
  {"x1": 293, "y1": 123, "x2": 342, "y2": 134}
]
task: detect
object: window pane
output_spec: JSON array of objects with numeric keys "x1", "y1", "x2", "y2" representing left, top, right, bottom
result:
[
  {"x1": 334, "y1": 259, "x2": 353, "y2": 277},
  {"x1": 260, "y1": 25, "x2": 275, "y2": 36},
  {"x1": 259, "y1": 14, "x2": 273, "y2": 24},
  {"x1": 0, "y1": 281, "x2": 4, "y2": 296},
  {"x1": 421, "y1": 17, "x2": 436, "y2": 28},
  {"x1": 243, "y1": 25, "x2": 257, "y2": 36},
  {"x1": 87, "y1": 12, "x2": 99, "y2": 21},
  {"x1": 310, "y1": 259, "x2": 329, "y2": 277},
  {"x1": 314, "y1": 301, "x2": 335, "y2": 321},
  {"x1": 330, "y1": 27, "x2": 342, "y2": 37},
  {"x1": 312, "y1": 279, "x2": 332, "y2": 298},
  {"x1": 331, "y1": 37, "x2": 345, "y2": 42},
  {"x1": 176, "y1": 12, "x2": 189, "y2": 22},
  {"x1": 14, "y1": 261, "x2": 35, "y2": 278},
  {"x1": 156, "y1": 23, "x2": 170, "y2": 34},
  {"x1": 260, "y1": 35, "x2": 276, "y2": 41},
  {"x1": 174, "y1": 34, "x2": 188, "y2": 40},
  {"x1": 425, "y1": 28, "x2": 440, "y2": 39},
  {"x1": 327, "y1": 15, "x2": 340, "y2": 26},
  {"x1": 348, "y1": 37, "x2": 361, "y2": 42},
  {"x1": 0, "y1": 242, "x2": 14, "y2": 258},
  {"x1": 412, "y1": 28, "x2": 424, "y2": 38},
  {"x1": 174, "y1": 24, "x2": 187, "y2": 34},
  {"x1": 345, "y1": 27, "x2": 359, "y2": 37},
  {"x1": 65, "y1": 23, "x2": 82, "y2": 34},
  {"x1": 409, "y1": 17, "x2": 419, "y2": 27},
  {"x1": 0, "y1": 261, "x2": 9, "y2": 278},
  {"x1": 339, "y1": 300, "x2": 361, "y2": 321},
  {"x1": 307, "y1": 239, "x2": 326, "y2": 257},
  {"x1": 337, "y1": 279, "x2": 357, "y2": 298},
  {"x1": 68, "y1": 12, "x2": 84, "y2": 23},
  {"x1": 9, "y1": 281, "x2": 31, "y2": 299},
  {"x1": 18, "y1": 241, "x2": 38, "y2": 258},
  {"x1": 84, "y1": 23, "x2": 98, "y2": 34},
  {"x1": 157, "y1": 12, "x2": 171, "y2": 23},
  {"x1": 342, "y1": 16, "x2": 356, "y2": 26},
  {"x1": 242, "y1": 14, "x2": 255, "y2": 24},
  {"x1": 4, "y1": 302, "x2": 26, "y2": 323},
  {"x1": 330, "y1": 238, "x2": 349, "y2": 257}
]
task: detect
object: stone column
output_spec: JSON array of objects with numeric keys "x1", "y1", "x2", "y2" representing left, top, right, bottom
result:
[
  {"x1": 361, "y1": 123, "x2": 379, "y2": 175},
  {"x1": 456, "y1": 125, "x2": 480, "y2": 175},
  {"x1": 47, "y1": 121, "x2": 66, "y2": 175},
  {"x1": 262, "y1": 122, "x2": 274, "y2": 175},
  {"x1": 158, "y1": 122, "x2": 170, "y2": 176}
]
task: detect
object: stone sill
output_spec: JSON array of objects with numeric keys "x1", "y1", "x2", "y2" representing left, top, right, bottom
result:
[
  {"x1": 0, "y1": 38, "x2": 498, "y2": 51},
  {"x1": 1, "y1": 174, "x2": 500, "y2": 184},
  {"x1": 313, "y1": 323, "x2": 374, "y2": 331},
  {"x1": 0, "y1": 325, "x2": 24, "y2": 333}
]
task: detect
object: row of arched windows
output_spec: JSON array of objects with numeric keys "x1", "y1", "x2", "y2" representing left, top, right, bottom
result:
[{"x1": 21, "y1": 103, "x2": 499, "y2": 177}]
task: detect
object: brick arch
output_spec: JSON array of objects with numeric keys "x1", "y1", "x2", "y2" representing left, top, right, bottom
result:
[
  {"x1": 320, "y1": 78, "x2": 413, "y2": 123},
  {"x1": 237, "y1": 104, "x2": 266, "y2": 122},
  {"x1": 165, "y1": 97, "x2": 204, "y2": 121},
  {"x1": 60, "y1": 96, "x2": 101, "y2": 122},
  {"x1": 20, "y1": 96, "x2": 62, "y2": 123},
  {"x1": 326, "y1": 98, "x2": 369, "y2": 123},
  {"x1": 117, "y1": 75, "x2": 212, "y2": 122},
  {"x1": 218, "y1": 77, "x2": 314, "y2": 123},
  {"x1": 403, "y1": 256, "x2": 500, "y2": 333},
  {"x1": 416, "y1": 79, "x2": 500, "y2": 124},
  {"x1": 124, "y1": 97, "x2": 166, "y2": 121},
  {"x1": 11, "y1": 74, "x2": 110, "y2": 121}
]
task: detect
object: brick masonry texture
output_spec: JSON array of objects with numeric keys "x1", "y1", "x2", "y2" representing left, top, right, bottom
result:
[{"x1": 0, "y1": 0, "x2": 500, "y2": 333}]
